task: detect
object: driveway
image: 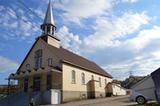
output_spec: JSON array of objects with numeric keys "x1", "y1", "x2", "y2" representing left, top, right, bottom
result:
[{"x1": 41, "y1": 95, "x2": 139, "y2": 106}]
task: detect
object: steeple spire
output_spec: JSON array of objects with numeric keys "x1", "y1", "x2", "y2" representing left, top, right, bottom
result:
[{"x1": 41, "y1": 0, "x2": 56, "y2": 36}]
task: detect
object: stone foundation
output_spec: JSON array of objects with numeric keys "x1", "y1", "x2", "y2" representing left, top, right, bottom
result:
[{"x1": 62, "y1": 91, "x2": 106, "y2": 102}]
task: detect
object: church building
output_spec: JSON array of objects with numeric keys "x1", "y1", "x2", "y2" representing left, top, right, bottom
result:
[{"x1": 9, "y1": 0, "x2": 113, "y2": 105}]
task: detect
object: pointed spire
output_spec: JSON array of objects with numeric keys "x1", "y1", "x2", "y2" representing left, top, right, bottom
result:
[
  {"x1": 43, "y1": 0, "x2": 55, "y2": 25},
  {"x1": 41, "y1": 0, "x2": 56, "y2": 36}
]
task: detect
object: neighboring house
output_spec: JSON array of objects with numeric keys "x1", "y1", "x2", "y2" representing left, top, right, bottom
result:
[
  {"x1": 112, "y1": 83, "x2": 127, "y2": 96},
  {"x1": 151, "y1": 68, "x2": 160, "y2": 104},
  {"x1": 8, "y1": 0, "x2": 112, "y2": 105},
  {"x1": 131, "y1": 75, "x2": 156, "y2": 101}
]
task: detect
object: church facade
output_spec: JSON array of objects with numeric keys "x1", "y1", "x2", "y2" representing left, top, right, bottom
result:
[{"x1": 9, "y1": 0, "x2": 113, "y2": 104}]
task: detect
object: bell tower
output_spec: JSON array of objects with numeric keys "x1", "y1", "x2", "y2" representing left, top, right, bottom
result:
[
  {"x1": 40, "y1": 0, "x2": 60, "y2": 48},
  {"x1": 41, "y1": 0, "x2": 55, "y2": 35}
]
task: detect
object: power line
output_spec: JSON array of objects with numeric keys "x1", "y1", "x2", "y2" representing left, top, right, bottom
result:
[
  {"x1": 17, "y1": 0, "x2": 43, "y2": 21},
  {"x1": 7, "y1": 6, "x2": 40, "y2": 30}
]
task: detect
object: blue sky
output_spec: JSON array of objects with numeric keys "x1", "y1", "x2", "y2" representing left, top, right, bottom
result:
[{"x1": 1, "y1": 0, "x2": 160, "y2": 84}]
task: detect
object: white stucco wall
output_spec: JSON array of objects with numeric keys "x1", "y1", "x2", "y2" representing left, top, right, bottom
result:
[
  {"x1": 112, "y1": 84, "x2": 126, "y2": 96},
  {"x1": 62, "y1": 63, "x2": 112, "y2": 92}
]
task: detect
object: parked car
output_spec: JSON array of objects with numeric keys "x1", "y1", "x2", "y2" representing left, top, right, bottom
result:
[
  {"x1": 130, "y1": 90, "x2": 151, "y2": 104},
  {"x1": 130, "y1": 76, "x2": 156, "y2": 105}
]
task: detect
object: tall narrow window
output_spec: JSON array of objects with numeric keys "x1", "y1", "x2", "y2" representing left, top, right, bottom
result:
[
  {"x1": 105, "y1": 79, "x2": 107, "y2": 85},
  {"x1": 33, "y1": 76, "x2": 41, "y2": 91},
  {"x1": 24, "y1": 78, "x2": 28, "y2": 92},
  {"x1": 35, "y1": 49, "x2": 42, "y2": 69},
  {"x1": 99, "y1": 77, "x2": 101, "y2": 87},
  {"x1": 91, "y1": 75, "x2": 94, "y2": 80},
  {"x1": 81, "y1": 73, "x2": 85, "y2": 84},
  {"x1": 48, "y1": 58, "x2": 53, "y2": 66},
  {"x1": 47, "y1": 74, "x2": 52, "y2": 90},
  {"x1": 71, "y1": 70, "x2": 76, "y2": 84},
  {"x1": 26, "y1": 64, "x2": 30, "y2": 71}
]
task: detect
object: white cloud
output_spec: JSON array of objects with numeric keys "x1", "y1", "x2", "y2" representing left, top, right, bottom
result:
[
  {"x1": 56, "y1": 26, "x2": 82, "y2": 53},
  {"x1": 0, "y1": 56, "x2": 19, "y2": 73},
  {"x1": 104, "y1": 55, "x2": 160, "y2": 80},
  {"x1": 56, "y1": 0, "x2": 113, "y2": 24},
  {"x1": 120, "y1": 0, "x2": 138, "y2": 3},
  {"x1": 152, "y1": 50, "x2": 160, "y2": 58},
  {"x1": 99, "y1": 25, "x2": 160, "y2": 79},
  {"x1": 126, "y1": 26, "x2": 160, "y2": 51},
  {"x1": 0, "y1": 5, "x2": 41, "y2": 41},
  {"x1": 83, "y1": 12, "x2": 150, "y2": 50}
]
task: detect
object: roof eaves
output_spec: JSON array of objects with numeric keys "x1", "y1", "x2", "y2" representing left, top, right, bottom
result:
[{"x1": 61, "y1": 60, "x2": 112, "y2": 78}]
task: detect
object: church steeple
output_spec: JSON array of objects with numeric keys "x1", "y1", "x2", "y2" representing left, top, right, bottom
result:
[{"x1": 41, "y1": 0, "x2": 56, "y2": 36}]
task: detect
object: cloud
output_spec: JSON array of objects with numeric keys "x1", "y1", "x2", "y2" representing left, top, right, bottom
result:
[
  {"x1": 0, "y1": 5, "x2": 40, "y2": 41},
  {"x1": 104, "y1": 54, "x2": 160, "y2": 80},
  {"x1": 56, "y1": 26, "x2": 82, "y2": 53},
  {"x1": 98, "y1": 25, "x2": 160, "y2": 79},
  {"x1": 120, "y1": 0, "x2": 138, "y2": 3},
  {"x1": 125, "y1": 26, "x2": 160, "y2": 51},
  {"x1": 55, "y1": 0, "x2": 113, "y2": 24},
  {"x1": 0, "y1": 56, "x2": 19, "y2": 73},
  {"x1": 83, "y1": 12, "x2": 150, "y2": 50}
]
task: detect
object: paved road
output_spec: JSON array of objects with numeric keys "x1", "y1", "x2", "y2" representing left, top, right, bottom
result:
[{"x1": 41, "y1": 95, "x2": 138, "y2": 106}]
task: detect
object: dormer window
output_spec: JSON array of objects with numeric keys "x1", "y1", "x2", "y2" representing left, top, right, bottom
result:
[
  {"x1": 48, "y1": 58, "x2": 53, "y2": 66},
  {"x1": 26, "y1": 64, "x2": 30, "y2": 71},
  {"x1": 35, "y1": 49, "x2": 42, "y2": 69}
]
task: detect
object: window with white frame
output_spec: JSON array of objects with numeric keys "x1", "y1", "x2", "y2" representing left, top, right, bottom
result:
[
  {"x1": 99, "y1": 77, "x2": 101, "y2": 87},
  {"x1": 71, "y1": 70, "x2": 76, "y2": 84},
  {"x1": 81, "y1": 73, "x2": 85, "y2": 84},
  {"x1": 48, "y1": 58, "x2": 53, "y2": 66}
]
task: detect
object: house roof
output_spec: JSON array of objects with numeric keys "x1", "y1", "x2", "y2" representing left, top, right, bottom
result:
[
  {"x1": 131, "y1": 75, "x2": 150, "y2": 89},
  {"x1": 151, "y1": 67, "x2": 160, "y2": 76},
  {"x1": 47, "y1": 43, "x2": 112, "y2": 78}
]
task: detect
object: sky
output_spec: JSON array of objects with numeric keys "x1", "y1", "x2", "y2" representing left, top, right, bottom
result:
[{"x1": 0, "y1": 0, "x2": 160, "y2": 84}]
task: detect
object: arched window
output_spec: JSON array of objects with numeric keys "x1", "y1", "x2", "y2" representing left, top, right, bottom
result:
[
  {"x1": 91, "y1": 75, "x2": 94, "y2": 80},
  {"x1": 105, "y1": 79, "x2": 107, "y2": 85},
  {"x1": 99, "y1": 77, "x2": 101, "y2": 87},
  {"x1": 71, "y1": 70, "x2": 76, "y2": 83},
  {"x1": 82, "y1": 73, "x2": 85, "y2": 84}
]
